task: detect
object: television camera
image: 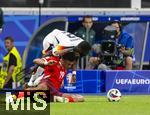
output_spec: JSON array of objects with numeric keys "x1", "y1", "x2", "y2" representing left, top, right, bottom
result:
[{"x1": 100, "y1": 25, "x2": 124, "y2": 66}]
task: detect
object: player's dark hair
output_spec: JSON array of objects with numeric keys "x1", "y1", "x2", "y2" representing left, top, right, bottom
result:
[
  {"x1": 62, "y1": 52, "x2": 76, "y2": 62},
  {"x1": 5, "y1": 36, "x2": 14, "y2": 42},
  {"x1": 74, "y1": 41, "x2": 91, "y2": 57},
  {"x1": 82, "y1": 15, "x2": 93, "y2": 22}
]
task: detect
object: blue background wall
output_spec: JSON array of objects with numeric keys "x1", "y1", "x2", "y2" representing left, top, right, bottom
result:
[
  {"x1": 62, "y1": 70, "x2": 150, "y2": 94},
  {"x1": 0, "y1": 15, "x2": 150, "y2": 64},
  {"x1": 0, "y1": 15, "x2": 39, "y2": 62},
  {"x1": 0, "y1": 14, "x2": 150, "y2": 93},
  {"x1": 105, "y1": 70, "x2": 150, "y2": 93}
]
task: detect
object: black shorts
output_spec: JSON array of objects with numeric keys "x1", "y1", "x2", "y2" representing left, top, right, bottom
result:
[{"x1": 4, "y1": 78, "x2": 13, "y2": 89}]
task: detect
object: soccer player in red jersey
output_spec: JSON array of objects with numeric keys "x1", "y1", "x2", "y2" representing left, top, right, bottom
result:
[
  {"x1": 26, "y1": 52, "x2": 84, "y2": 102},
  {"x1": 28, "y1": 31, "x2": 91, "y2": 87}
]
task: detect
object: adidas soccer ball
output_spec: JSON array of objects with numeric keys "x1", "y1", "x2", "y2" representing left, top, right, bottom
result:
[{"x1": 107, "y1": 88, "x2": 121, "y2": 102}]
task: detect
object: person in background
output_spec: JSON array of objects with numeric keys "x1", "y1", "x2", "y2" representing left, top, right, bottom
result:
[
  {"x1": 0, "y1": 36, "x2": 22, "y2": 88},
  {"x1": 0, "y1": 8, "x2": 4, "y2": 88},
  {"x1": 74, "y1": 15, "x2": 96, "y2": 46},
  {"x1": 74, "y1": 15, "x2": 96, "y2": 69},
  {"x1": 27, "y1": 29, "x2": 91, "y2": 87},
  {"x1": 86, "y1": 21, "x2": 134, "y2": 70},
  {"x1": 111, "y1": 21, "x2": 134, "y2": 70}
]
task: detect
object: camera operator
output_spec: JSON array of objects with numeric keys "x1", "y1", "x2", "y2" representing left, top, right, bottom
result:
[
  {"x1": 111, "y1": 21, "x2": 134, "y2": 70},
  {"x1": 86, "y1": 21, "x2": 134, "y2": 70}
]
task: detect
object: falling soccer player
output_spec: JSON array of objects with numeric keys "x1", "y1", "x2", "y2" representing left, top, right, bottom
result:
[
  {"x1": 28, "y1": 29, "x2": 91, "y2": 87},
  {"x1": 26, "y1": 52, "x2": 84, "y2": 102}
]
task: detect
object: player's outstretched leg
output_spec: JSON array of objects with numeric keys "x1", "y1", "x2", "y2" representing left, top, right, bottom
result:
[
  {"x1": 28, "y1": 66, "x2": 44, "y2": 87},
  {"x1": 62, "y1": 93, "x2": 84, "y2": 102}
]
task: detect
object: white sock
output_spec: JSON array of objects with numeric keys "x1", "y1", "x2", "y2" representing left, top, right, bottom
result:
[
  {"x1": 33, "y1": 75, "x2": 43, "y2": 86},
  {"x1": 28, "y1": 67, "x2": 44, "y2": 86},
  {"x1": 34, "y1": 67, "x2": 44, "y2": 77}
]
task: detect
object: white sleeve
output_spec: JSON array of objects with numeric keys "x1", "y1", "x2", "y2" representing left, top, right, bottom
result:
[
  {"x1": 43, "y1": 33, "x2": 55, "y2": 51},
  {"x1": 43, "y1": 39, "x2": 50, "y2": 51}
]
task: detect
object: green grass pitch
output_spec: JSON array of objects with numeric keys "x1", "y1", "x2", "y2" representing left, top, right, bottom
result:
[{"x1": 50, "y1": 95, "x2": 150, "y2": 115}]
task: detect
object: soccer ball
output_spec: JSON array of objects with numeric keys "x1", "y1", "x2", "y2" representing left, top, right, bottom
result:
[{"x1": 107, "y1": 88, "x2": 121, "y2": 102}]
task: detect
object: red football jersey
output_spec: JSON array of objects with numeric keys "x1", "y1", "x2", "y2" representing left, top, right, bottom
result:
[{"x1": 43, "y1": 56, "x2": 67, "y2": 90}]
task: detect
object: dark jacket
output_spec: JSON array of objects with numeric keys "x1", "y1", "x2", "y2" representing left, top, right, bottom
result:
[{"x1": 74, "y1": 27, "x2": 96, "y2": 46}]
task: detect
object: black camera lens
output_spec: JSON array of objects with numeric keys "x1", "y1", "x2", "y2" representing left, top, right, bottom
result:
[{"x1": 103, "y1": 25, "x2": 117, "y2": 40}]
